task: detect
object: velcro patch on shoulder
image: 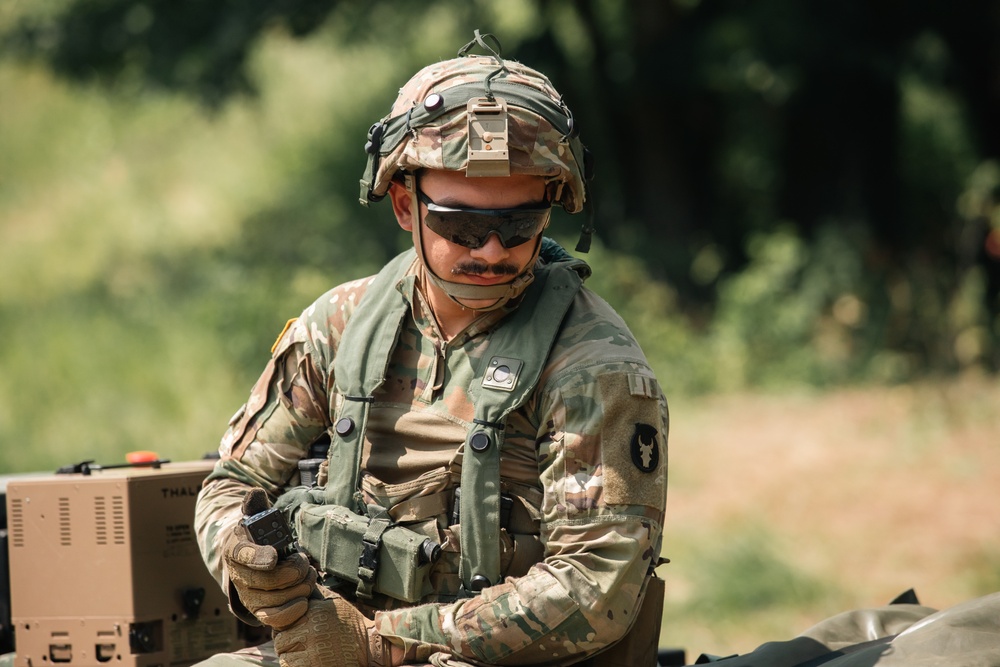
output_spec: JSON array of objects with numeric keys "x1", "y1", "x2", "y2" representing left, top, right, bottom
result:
[
  {"x1": 596, "y1": 373, "x2": 667, "y2": 510},
  {"x1": 627, "y1": 372, "x2": 660, "y2": 399}
]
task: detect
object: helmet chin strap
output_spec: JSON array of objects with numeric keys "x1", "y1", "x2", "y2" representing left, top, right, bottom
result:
[{"x1": 410, "y1": 188, "x2": 542, "y2": 313}]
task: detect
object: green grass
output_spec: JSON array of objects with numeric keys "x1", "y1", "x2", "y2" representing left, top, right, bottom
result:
[
  {"x1": 683, "y1": 529, "x2": 831, "y2": 620},
  {"x1": 659, "y1": 524, "x2": 843, "y2": 657}
]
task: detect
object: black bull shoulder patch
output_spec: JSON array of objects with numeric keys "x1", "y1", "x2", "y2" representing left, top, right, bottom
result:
[{"x1": 630, "y1": 423, "x2": 660, "y2": 473}]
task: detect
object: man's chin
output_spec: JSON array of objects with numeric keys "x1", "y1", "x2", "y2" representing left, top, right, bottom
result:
[
  {"x1": 459, "y1": 273, "x2": 512, "y2": 286},
  {"x1": 453, "y1": 295, "x2": 505, "y2": 311}
]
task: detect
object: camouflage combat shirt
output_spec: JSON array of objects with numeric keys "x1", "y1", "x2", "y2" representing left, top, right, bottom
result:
[{"x1": 195, "y1": 252, "x2": 669, "y2": 666}]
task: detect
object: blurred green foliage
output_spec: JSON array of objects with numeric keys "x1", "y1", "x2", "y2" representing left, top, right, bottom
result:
[
  {"x1": 658, "y1": 523, "x2": 843, "y2": 654},
  {"x1": 2, "y1": 0, "x2": 1000, "y2": 472},
  {"x1": 964, "y1": 548, "x2": 1000, "y2": 597},
  {"x1": 681, "y1": 528, "x2": 831, "y2": 620}
]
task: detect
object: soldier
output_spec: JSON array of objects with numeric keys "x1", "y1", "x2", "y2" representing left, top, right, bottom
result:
[{"x1": 194, "y1": 31, "x2": 668, "y2": 667}]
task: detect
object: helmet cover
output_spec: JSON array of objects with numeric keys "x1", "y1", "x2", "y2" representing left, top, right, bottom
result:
[{"x1": 362, "y1": 51, "x2": 587, "y2": 213}]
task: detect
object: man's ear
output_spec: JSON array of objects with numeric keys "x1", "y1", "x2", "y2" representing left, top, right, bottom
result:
[{"x1": 388, "y1": 181, "x2": 414, "y2": 232}]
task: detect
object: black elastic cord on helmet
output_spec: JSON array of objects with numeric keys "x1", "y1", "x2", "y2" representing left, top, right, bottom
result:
[
  {"x1": 575, "y1": 148, "x2": 597, "y2": 253},
  {"x1": 362, "y1": 122, "x2": 386, "y2": 203},
  {"x1": 459, "y1": 29, "x2": 509, "y2": 101},
  {"x1": 458, "y1": 29, "x2": 503, "y2": 61},
  {"x1": 576, "y1": 200, "x2": 595, "y2": 253}
]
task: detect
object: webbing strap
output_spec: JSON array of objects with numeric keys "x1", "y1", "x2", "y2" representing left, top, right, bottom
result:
[
  {"x1": 323, "y1": 251, "x2": 415, "y2": 508},
  {"x1": 324, "y1": 396, "x2": 371, "y2": 508},
  {"x1": 356, "y1": 504, "x2": 393, "y2": 600},
  {"x1": 458, "y1": 260, "x2": 584, "y2": 592}
]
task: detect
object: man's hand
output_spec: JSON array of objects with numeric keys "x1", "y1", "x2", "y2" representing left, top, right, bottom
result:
[
  {"x1": 224, "y1": 488, "x2": 317, "y2": 630},
  {"x1": 273, "y1": 586, "x2": 393, "y2": 667}
]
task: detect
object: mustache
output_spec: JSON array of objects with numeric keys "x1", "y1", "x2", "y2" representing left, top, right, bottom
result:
[{"x1": 451, "y1": 261, "x2": 520, "y2": 277}]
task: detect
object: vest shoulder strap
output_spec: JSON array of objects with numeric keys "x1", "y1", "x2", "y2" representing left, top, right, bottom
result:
[
  {"x1": 323, "y1": 249, "x2": 416, "y2": 506},
  {"x1": 458, "y1": 253, "x2": 585, "y2": 592}
]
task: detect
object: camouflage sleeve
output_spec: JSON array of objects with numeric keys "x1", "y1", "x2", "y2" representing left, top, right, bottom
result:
[
  {"x1": 194, "y1": 278, "x2": 367, "y2": 588},
  {"x1": 375, "y1": 290, "x2": 669, "y2": 666}
]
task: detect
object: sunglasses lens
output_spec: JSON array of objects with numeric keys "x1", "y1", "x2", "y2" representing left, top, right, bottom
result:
[{"x1": 424, "y1": 208, "x2": 549, "y2": 249}]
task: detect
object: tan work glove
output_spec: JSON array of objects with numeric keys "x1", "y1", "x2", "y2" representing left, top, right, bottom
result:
[
  {"x1": 272, "y1": 586, "x2": 392, "y2": 667},
  {"x1": 224, "y1": 488, "x2": 318, "y2": 630}
]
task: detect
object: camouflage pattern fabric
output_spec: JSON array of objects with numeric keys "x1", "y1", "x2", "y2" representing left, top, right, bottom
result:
[
  {"x1": 195, "y1": 254, "x2": 669, "y2": 666},
  {"x1": 193, "y1": 639, "x2": 490, "y2": 667}
]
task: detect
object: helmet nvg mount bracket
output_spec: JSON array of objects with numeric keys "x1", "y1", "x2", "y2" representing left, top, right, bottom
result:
[{"x1": 465, "y1": 96, "x2": 510, "y2": 178}]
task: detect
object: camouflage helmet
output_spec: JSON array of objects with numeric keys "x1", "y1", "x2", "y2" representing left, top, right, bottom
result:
[{"x1": 359, "y1": 31, "x2": 591, "y2": 218}]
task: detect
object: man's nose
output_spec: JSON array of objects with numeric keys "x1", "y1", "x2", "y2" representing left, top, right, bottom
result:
[{"x1": 469, "y1": 232, "x2": 510, "y2": 265}]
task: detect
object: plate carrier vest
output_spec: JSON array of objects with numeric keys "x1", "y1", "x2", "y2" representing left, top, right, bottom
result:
[{"x1": 277, "y1": 240, "x2": 589, "y2": 603}]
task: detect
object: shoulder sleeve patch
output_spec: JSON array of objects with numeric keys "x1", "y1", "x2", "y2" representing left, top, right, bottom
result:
[
  {"x1": 271, "y1": 318, "x2": 298, "y2": 354},
  {"x1": 630, "y1": 423, "x2": 661, "y2": 473},
  {"x1": 595, "y1": 372, "x2": 668, "y2": 511}
]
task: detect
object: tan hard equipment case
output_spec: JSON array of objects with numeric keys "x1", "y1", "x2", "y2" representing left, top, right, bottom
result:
[{"x1": 5, "y1": 460, "x2": 243, "y2": 667}]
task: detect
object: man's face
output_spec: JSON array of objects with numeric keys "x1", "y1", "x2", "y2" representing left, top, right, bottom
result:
[{"x1": 390, "y1": 169, "x2": 548, "y2": 305}]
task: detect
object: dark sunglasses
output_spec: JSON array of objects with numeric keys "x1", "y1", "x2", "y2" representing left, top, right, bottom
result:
[{"x1": 416, "y1": 187, "x2": 551, "y2": 249}]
